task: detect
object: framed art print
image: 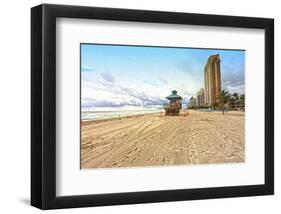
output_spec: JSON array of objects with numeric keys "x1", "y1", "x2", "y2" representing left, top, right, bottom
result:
[{"x1": 31, "y1": 4, "x2": 274, "y2": 209}]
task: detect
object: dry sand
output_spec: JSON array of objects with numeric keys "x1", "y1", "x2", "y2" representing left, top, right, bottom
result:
[{"x1": 81, "y1": 110, "x2": 245, "y2": 169}]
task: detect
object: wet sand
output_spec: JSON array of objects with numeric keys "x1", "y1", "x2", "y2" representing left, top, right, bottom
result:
[{"x1": 81, "y1": 110, "x2": 245, "y2": 169}]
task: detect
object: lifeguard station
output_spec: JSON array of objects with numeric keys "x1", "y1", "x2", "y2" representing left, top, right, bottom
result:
[{"x1": 164, "y1": 90, "x2": 183, "y2": 115}]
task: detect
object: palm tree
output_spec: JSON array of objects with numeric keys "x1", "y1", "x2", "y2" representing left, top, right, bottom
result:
[
  {"x1": 229, "y1": 96, "x2": 235, "y2": 109},
  {"x1": 232, "y1": 92, "x2": 239, "y2": 108},
  {"x1": 220, "y1": 90, "x2": 231, "y2": 114}
]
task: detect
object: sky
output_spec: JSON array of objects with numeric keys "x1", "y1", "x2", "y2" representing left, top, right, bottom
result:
[{"x1": 81, "y1": 44, "x2": 245, "y2": 111}]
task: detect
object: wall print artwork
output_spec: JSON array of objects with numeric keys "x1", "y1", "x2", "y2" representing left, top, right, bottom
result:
[
  {"x1": 31, "y1": 4, "x2": 274, "y2": 209},
  {"x1": 81, "y1": 44, "x2": 245, "y2": 169}
]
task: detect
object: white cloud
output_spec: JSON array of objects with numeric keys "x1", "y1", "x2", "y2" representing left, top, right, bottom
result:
[{"x1": 100, "y1": 71, "x2": 115, "y2": 83}]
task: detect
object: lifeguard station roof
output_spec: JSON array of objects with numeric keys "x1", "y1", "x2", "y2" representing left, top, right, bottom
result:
[{"x1": 166, "y1": 90, "x2": 183, "y2": 100}]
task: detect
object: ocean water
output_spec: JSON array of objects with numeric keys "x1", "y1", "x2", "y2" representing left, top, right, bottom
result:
[{"x1": 82, "y1": 109, "x2": 163, "y2": 121}]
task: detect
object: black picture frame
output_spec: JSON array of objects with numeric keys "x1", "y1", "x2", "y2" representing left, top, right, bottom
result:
[{"x1": 31, "y1": 4, "x2": 274, "y2": 210}]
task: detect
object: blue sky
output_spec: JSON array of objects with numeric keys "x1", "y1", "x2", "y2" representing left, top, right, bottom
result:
[{"x1": 81, "y1": 44, "x2": 245, "y2": 111}]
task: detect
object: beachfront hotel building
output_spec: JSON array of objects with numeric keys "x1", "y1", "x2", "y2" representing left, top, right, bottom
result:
[
  {"x1": 204, "y1": 54, "x2": 222, "y2": 106},
  {"x1": 196, "y1": 88, "x2": 205, "y2": 107}
]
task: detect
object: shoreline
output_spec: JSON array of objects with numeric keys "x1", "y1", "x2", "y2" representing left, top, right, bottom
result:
[
  {"x1": 81, "y1": 110, "x2": 243, "y2": 124},
  {"x1": 81, "y1": 111, "x2": 163, "y2": 124}
]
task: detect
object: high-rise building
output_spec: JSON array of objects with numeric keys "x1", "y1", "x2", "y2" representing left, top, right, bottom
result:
[
  {"x1": 196, "y1": 88, "x2": 205, "y2": 107},
  {"x1": 204, "y1": 54, "x2": 221, "y2": 106},
  {"x1": 188, "y1": 97, "x2": 197, "y2": 108}
]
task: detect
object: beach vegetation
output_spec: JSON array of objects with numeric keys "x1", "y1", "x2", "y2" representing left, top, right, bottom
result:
[{"x1": 220, "y1": 90, "x2": 231, "y2": 114}]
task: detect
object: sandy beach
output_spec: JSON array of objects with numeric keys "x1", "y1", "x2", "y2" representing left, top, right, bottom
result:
[{"x1": 81, "y1": 110, "x2": 245, "y2": 169}]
